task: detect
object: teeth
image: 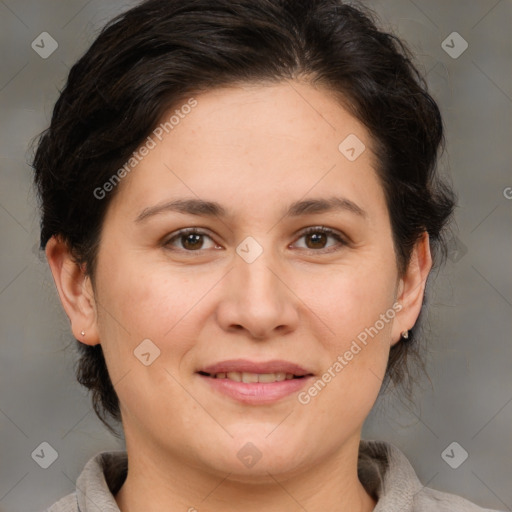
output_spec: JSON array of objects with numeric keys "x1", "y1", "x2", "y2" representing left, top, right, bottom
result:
[
  {"x1": 242, "y1": 372, "x2": 259, "y2": 383},
  {"x1": 258, "y1": 372, "x2": 286, "y2": 383},
  {"x1": 226, "y1": 371, "x2": 242, "y2": 382},
  {"x1": 214, "y1": 372, "x2": 296, "y2": 383}
]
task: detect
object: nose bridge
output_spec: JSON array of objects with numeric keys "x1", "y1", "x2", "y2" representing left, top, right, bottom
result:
[
  {"x1": 234, "y1": 234, "x2": 282, "y2": 300},
  {"x1": 219, "y1": 233, "x2": 299, "y2": 338}
]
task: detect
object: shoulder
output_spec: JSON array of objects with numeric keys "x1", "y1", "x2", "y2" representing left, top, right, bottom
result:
[
  {"x1": 44, "y1": 492, "x2": 77, "y2": 512},
  {"x1": 43, "y1": 450, "x2": 127, "y2": 512},
  {"x1": 415, "y1": 485, "x2": 503, "y2": 512},
  {"x1": 359, "y1": 439, "x2": 503, "y2": 512}
]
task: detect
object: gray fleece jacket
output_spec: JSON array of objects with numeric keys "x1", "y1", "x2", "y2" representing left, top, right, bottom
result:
[{"x1": 44, "y1": 440, "x2": 503, "y2": 511}]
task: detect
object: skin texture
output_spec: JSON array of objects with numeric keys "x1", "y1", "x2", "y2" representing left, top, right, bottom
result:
[{"x1": 46, "y1": 81, "x2": 431, "y2": 512}]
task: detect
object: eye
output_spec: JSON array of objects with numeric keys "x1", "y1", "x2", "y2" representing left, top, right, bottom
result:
[
  {"x1": 163, "y1": 228, "x2": 220, "y2": 252},
  {"x1": 163, "y1": 226, "x2": 348, "y2": 254},
  {"x1": 292, "y1": 226, "x2": 348, "y2": 252}
]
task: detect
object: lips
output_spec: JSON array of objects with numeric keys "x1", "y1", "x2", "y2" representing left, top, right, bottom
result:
[
  {"x1": 196, "y1": 359, "x2": 314, "y2": 404},
  {"x1": 198, "y1": 359, "x2": 313, "y2": 378},
  {"x1": 200, "y1": 371, "x2": 298, "y2": 383}
]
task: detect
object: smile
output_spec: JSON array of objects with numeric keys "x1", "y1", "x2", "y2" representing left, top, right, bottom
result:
[
  {"x1": 198, "y1": 371, "x2": 306, "y2": 383},
  {"x1": 196, "y1": 360, "x2": 314, "y2": 404}
]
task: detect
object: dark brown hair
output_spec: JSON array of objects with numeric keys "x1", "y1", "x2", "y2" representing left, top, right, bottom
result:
[{"x1": 33, "y1": 0, "x2": 455, "y2": 436}]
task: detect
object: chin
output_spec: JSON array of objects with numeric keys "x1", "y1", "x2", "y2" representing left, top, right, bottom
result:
[
  {"x1": 208, "y1": 453, "x2": 308, "y2": 482},
  {"x1": 194, "y1": 431, "x2": 312, "y2": 480}
]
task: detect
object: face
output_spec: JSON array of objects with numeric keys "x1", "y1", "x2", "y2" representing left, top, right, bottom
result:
[{"x1": 79, "y1": 82, "x2": 412, "y2": 478}]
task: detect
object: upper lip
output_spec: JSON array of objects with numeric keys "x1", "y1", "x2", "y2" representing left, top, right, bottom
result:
[{"x1": 198, "y1": 359, "x2": 313, "y2": 376}]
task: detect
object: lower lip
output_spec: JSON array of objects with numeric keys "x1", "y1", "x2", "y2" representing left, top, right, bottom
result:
[{"x1": 198, "y1": 374, "x2": 313, "y2": 404}]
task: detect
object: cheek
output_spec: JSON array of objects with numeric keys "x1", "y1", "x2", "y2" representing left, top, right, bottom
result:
[
  {"x1": 93, "y1": 255, "x2": 206, "y2": 420},
  {"x1": 300, "y1": 283, "x2": 394, "y2": 435},
  {"x1": 96, "y1": 249, "x2": 188, "y2": 337},
  {"x1": 299, "y1": 255, "x2": 397, "y2": 400},
  {"x1": 94, "y1": 251, "x2": 224, "y2": 379},
  {"x1": 308, "y1": 259, "x2": 398, "y2": 344}
]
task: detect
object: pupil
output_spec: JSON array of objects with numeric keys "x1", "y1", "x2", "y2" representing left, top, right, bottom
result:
[
  {"x1": 308, "y1": 232, "x2": 326, "y2": 249},
  {"x1": 183, "y1": 234, "x2": 202, "y2": 250}
]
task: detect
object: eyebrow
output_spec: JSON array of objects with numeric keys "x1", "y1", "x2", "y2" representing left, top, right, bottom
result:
[{"x1": 135, "y1": 196, "x2": 367, "y2": 223}]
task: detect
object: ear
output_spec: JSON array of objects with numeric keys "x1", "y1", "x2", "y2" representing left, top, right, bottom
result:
[
  {"x1": 391, "y1": 232, "x2": 432, "y2": 345},
  {"x1": 45, "y1": 235, "x2": 100, "y2": 346}
]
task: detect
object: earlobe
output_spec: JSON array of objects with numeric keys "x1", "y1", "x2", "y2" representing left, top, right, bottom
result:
[
  {"x1": 391, "y1": 232, "x2": 432, "y2": 344},
  {"x1": 45, "y1": 235, "x2": 100, "y2": 346}
]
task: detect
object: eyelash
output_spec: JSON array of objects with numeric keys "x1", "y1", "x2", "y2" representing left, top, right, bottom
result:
[{"x1": 163, "y1": 226, "x2": 348, "y2": 255}]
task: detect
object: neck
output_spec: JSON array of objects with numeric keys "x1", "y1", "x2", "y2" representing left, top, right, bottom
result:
[{"x1": 115, "y1": 431, "x2": 376, "y2": 512}]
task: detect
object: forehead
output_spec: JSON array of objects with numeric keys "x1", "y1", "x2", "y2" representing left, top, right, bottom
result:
[{"x1": 106, "y1": 81, "x2": 385, "y2": 223}]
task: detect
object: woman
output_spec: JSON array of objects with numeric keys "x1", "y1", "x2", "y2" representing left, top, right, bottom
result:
[{"x1": 33, "y1": 0, "x2": 501, "y2": 510}]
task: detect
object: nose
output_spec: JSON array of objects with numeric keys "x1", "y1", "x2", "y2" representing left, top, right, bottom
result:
[{"x1": 215, "y1": 247, "x2": 300, "y2": 340}]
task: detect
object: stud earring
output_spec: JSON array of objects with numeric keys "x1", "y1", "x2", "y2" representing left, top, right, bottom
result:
[
  {"x1": 401, "y1": 330, "x2": 409, "y2": 339},
  {"x1": 80, "y1": 330, "x2": 86, "y2": 336}
]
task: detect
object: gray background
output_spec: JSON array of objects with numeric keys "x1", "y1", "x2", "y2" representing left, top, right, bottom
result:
[{"x1": 0, "y1": 1, "x2": 511, "y2": 511}]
